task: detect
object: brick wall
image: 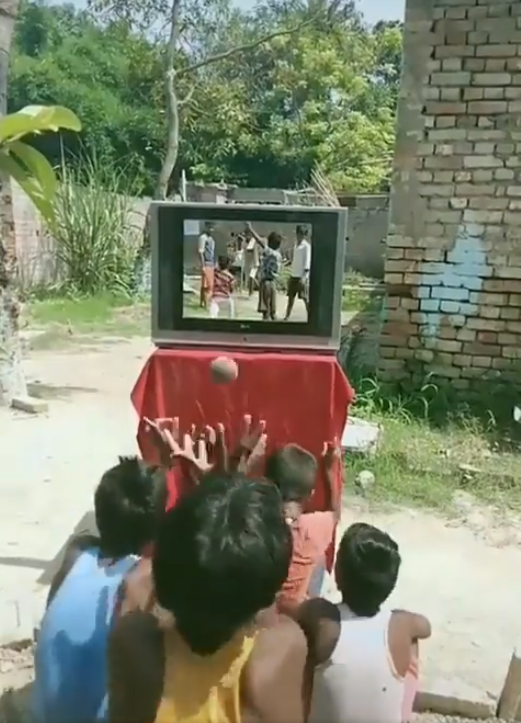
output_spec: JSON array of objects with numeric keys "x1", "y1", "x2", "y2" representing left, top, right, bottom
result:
[{"x1": 381, "y1": 0, "x2": 521, "y2": 390}]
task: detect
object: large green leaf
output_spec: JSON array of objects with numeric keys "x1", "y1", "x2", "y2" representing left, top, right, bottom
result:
[
  {"x1": 0, "y1": 105, "x2": 81, "y2": 144},
  {"x1": 0, "y1": 151, "x2": 56, "y2": 222},
  {"x1": 9, "y1": 141, "x2": 57, "y2": 198}
]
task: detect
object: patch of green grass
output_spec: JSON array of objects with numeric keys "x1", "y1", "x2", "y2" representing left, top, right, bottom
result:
[
  {"x1": 28, "y1": 293, "x2": 128, "y2": 326},
  {"x1": 24, "y1": 292, "x2": 150, "y2": 347},
  {"x1": 342, "y1": 287, "x2": 370, "y2": 311},
  {"x1": 183, "y1": 294, "x2": 206, "y2": 317},
  {"x1": 341, "y1": 271, "x2": 383, "y2": 312},
  {"x1": 344, "y1": 375, "x2": 521, "y2": 515}
]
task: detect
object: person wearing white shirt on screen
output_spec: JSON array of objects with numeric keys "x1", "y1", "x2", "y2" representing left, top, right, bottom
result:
[
  {"x1": 285, "y1": 225, "x2": 311, "y2": 321},
  {"x1": 243, "y1": 228, "x2": 260, "y2": 296}
]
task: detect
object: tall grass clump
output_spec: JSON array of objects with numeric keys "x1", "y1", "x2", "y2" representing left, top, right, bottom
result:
[{"x1": 48, "y1": 153, "x2": 141, "y2": 295}]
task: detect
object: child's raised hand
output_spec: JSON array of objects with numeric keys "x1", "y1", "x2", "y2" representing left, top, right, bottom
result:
[
  {"x1": 244, "y1": 432, "x2": 267, "y2": 473},
  {"x1": 239, "y1": 414, "x2": 266, "y2": 454},
  {"x1": 144, "y1": 417, "x2": 214, "y2": 482},
  {"x1": 204, "y1": 423, "x2": 228, "y2": 472},
  {"x1": 144, "y1": 416, "x2": 180, "y2": 468},
  {"x1": 322, "y1": 438, "x2": 341, "y2": 471},
  {"x1": 172, "y1": 427, "x2": 212, "y2": 484},
  {"x1": 179, "y1": 432, "x2": 212, "y2": 472},
  {"x1": 233, "y1": 415, "x2": 267, "y2": 473}
]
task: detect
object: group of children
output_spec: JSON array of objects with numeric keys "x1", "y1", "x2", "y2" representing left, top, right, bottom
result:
[
  {"x1": 203, "y1": 222, "x2": 311, "y2": 322},
  {"x1": 32, "y1": 416, "x2": 431, "y2": 723}
]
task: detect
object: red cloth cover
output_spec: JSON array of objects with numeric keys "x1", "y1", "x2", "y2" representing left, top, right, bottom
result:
[{"x1": 131, "y1": 347, "x2": 355, "y2": 568}]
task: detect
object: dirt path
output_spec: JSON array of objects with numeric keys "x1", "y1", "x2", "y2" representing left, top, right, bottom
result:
[{"x1": 0, "y1": 337, "x2": 519, "y2": 697}]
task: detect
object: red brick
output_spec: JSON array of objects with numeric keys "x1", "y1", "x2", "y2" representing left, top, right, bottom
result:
[
  {"x1": 500, "y1": 307, "x2": 521, "y2": 319},
  {"x1": 498, "y1": 333, "x2": 520, "y2": 345},
  {"x1": 472, "y1": 72, "x2": 512, "y2": 85},
  {"x1": 463, "y1": 343, "x2": 501, "y2": 356},
  {"x1": 472, "y1": 356, "x2": 493, "y2": 368},
  {"x1": 453, "y1": 354, "x2": 472, "y2": 367},
  {"x1": 476, "y1": 44, "x2": 517, "y2": 57},
  {"x1": 477, "y1": 331, "x2": 498, "y2": 344},
  {"x1": 467, "y1": 101, "x2": 508, "y2": 113}
]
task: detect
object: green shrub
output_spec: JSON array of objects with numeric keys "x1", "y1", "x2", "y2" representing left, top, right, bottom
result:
[{"x1": 48, "y1": 153, "x2": 141, "y2": 295}]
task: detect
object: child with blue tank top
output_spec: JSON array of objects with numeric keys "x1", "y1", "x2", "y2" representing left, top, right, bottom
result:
[{"x1": 33, "y1": 456, "x2": 167, "y2": 723}]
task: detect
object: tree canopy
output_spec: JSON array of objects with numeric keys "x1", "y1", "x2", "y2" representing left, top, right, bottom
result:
[{"x1": 8, "y1": 0, "x2": 402, "y2": 195}]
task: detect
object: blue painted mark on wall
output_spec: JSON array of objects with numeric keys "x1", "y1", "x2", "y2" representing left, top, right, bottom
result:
[{"x1": 419, "y1": 223, "x2": 490, "y2": 338}]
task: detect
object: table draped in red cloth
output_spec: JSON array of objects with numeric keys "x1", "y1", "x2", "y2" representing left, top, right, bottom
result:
[{"x1": 131, "y1": 347, "x2": 355, "y2": 569}]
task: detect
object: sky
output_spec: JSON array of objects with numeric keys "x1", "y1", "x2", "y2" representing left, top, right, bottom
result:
[
  {"x1": 68, "y1": 0, "x2": 406, "y2": 25},
  {"x1": 352, "y1": 0, "x2": 405, "y2": 24}
]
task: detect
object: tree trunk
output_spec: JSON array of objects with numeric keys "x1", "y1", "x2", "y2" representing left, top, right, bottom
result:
[
  {"x1": 133, "y1": 0, "x2": 180, "y2": 295},
  {"x1": 153, "y1": 0, "x2": 181, "y2": 200},
  {"x1": 0, "y1": 0, "x2": 25, "y2": 406}
]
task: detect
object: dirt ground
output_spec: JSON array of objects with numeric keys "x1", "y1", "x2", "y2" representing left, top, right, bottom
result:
[
  {"x1": 184, "y1": 286, "x2": 312, "y2": 321},
  {"x1": 0, "y1": 336, "x2": 520, "y2": 699}
]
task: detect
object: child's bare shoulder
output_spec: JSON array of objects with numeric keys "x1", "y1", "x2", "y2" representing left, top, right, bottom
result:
[{"x1": 391, "y1": 609, "x2": 432, "y2": 640}]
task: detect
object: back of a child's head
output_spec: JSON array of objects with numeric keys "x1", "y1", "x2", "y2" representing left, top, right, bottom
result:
[
  {"x1": 335, "y1": 523, "x2": 401, "y2": 617},
  {"x1": 267, "y1": 232, "x2": 282, "y2": 251},
  {"x1": 94, "y1": 456, "x2": 167, "y2": 558},
  {"x1": 153, "y1": 473, "x2": 292, "y2": 656},
  {"x1": 265, "y1": 444, "x2": 317, "y2": 503},
  {"x1": 217, "y1": 255, "x2": 230, "y2": 270}
]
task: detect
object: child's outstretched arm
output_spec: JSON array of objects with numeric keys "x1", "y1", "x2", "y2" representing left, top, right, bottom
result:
[
  {"x1": 321, "y1": 439, "x2": 342, "y2": 523},
  {"x1": 245, "y1": 222, "x2": 266, "y2": 247}
]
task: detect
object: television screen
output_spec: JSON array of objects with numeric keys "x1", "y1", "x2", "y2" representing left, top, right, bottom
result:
[{"x1": 151, "y1": 202, "x2": 347, "y2": 351}]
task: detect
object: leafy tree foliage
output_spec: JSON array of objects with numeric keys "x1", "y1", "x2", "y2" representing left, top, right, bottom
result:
[{"x1": 9, "y1": 0, "x2": 402, "y2": 195}]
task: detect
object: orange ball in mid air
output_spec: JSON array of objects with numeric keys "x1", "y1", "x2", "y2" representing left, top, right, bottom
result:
[{"x1": 210, "y1": 356, "x2": 239, "y2": 384}]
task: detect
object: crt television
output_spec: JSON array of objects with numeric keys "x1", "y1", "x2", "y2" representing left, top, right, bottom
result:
[{"x1": 150, "y1": 201, "x2": 347, "y2": 351}]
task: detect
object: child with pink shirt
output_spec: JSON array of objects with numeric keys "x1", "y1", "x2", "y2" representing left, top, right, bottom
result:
[{"x1": 264, "y1": 441, "x2": 341, "y2": 610}]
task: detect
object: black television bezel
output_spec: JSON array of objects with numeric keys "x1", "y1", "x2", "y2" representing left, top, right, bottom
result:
[{"x1": 151, "y1": 202, "x2": 347, "y2": 351}]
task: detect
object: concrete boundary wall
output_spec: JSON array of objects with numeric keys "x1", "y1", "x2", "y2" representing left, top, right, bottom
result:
[{"x1": 13, "y1": 183, "x2": 389, "y2": 289}]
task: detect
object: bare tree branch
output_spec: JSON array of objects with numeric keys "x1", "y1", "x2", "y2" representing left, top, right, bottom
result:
[
  {"x1": 177, "y1": 0, "x2": 340, "y2": 77},
  {"x1": 178, "y1": 82, "x2": 198, "y2": 106}
]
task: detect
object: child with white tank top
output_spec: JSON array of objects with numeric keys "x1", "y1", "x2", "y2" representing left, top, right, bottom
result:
[{"x1": 296, "y1": 522, "x2": 431, "y2": 723}]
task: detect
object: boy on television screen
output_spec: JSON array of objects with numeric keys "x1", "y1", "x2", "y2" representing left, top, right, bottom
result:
[
  {"x1": 198, "y1": 221, "x2": 216, "y2": 309},
  {"x1": 209, "y1": 255, "x2": 236, "y2": 319},
  {"x1": 285, "y1": 225, "x2": 311, "y2": 321},
  {"x1": 245, "y1": 223, "x2": 283, "y2": 321}
]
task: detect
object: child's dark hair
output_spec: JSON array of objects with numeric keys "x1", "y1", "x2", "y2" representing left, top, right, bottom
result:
[
  {"x1": 335, "y1": 523, "x2": 401, "y2": 617},
  {"x1": 296, "y1": 225, "x2": 309, "y2": 238},
  {"x1": 217, "y1": 255, "x2": 230, "y2": 270},
  {"x1": 153, "y1": 473, "x2": 292, "y2": 656},
  {"x1": 265, "y1": 444, "x2": 318, "y2": 503},
  {"x1": 267, "y1": 232, "x2": 283, "y2": 250},
  {"x1": 94, "y1": 456, "x2": 167, "y2": 558}
]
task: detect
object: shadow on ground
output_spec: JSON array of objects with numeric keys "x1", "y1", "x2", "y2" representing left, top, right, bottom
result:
[
  {"x1": 27, "y1": 383, "x2": 98, "y2": 400},
  {"x1": 0, "y1": 683, "x2": 32, "y2": 722},
  {"x1": 0, "y1": 512, "x2": 97, "y2": 585},
  {"x1": 0, "y1": 558, "x2": 47, "y2": 572},
  {"x1": 37, "y1": 511, "x2": 97, "y2": 586}
]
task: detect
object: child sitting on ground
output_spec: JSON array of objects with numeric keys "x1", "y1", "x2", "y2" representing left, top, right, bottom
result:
[
  {"x1": 209, "y1": 255, "x2": 236, "y2": 319},
  {"x1": 107, "y1": 473, "x2": 309, "y2": 723},
  {"x1": 300, "y1": 522, "x2": 431, "y2": 723},
  {"x1": 33, "y1": 457, "x2": 167, "y2": 723},
  {"x1": 265, "y1": 441, "x2": 341, "y2": 609}
]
